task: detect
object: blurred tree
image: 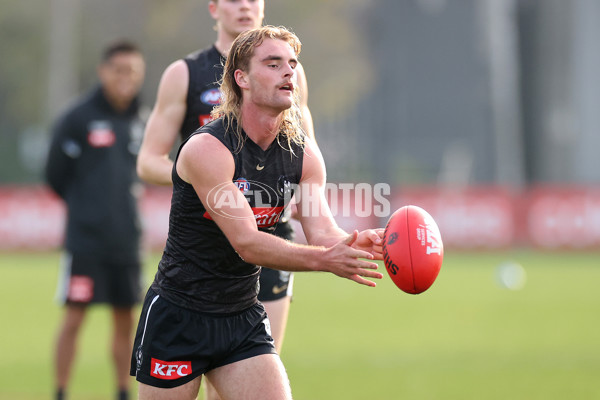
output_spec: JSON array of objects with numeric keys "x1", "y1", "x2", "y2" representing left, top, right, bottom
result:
[
  {"x1": 0, "y1": 0, "x2": 48, "y2": 182},
  {"x1": 7, "y1": 0, "x2": 593, "y2": 186}
]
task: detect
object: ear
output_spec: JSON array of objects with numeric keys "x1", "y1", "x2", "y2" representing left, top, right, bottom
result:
[
  {"x1": 208, "y1": 1, "x2": 218, "y2": 20},
  {"x1": 234, "y1": 69, "x2": 249, "y2": 89}
]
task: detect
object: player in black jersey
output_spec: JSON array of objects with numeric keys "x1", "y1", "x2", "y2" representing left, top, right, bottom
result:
[
  {"x1": 136, "y1": 2, "x2": 314, "y2": 394},
  {"x1": 131, "y1": 26, "x2": 383, "y2": 400}
]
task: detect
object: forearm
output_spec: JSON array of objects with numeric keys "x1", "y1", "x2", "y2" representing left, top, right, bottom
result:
[
  {"x1": 137, "y1": 152, "x2": 174, "y2": 186},
  {"x1": 234, "y1": 228, "x2": 382, "y2": 287},
  {"x1": 236, "y1": 230, "x2": 325, "y2": 272},
  {"x1": 304, "y1": 223, "x2": 348, "y2": 249}
]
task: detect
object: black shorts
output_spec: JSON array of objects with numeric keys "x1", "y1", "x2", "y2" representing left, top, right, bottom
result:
[
  {"x1": 55, "y1": 251, "x2": 142, "y2": 307},
  {"x1": 258, "y1": 220, "x2": 295, "y2": 302},
  {"x1": 258, "y1": 268, "x2": 294, "y2": 302},
  {"x1": 130, "y1": 288, "x2": 276, "y2": 389}
]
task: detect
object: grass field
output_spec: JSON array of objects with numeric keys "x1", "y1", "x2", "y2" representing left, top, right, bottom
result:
[{"x1": 1, "y1": 249, "x2": 599, "y2": 399}]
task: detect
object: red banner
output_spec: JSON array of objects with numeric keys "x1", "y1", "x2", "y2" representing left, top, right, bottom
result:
[{"x1": 2, "y1": 184, "x2": 600, "y2": 250}]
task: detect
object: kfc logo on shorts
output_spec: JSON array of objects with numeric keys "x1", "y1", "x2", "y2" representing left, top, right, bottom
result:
[{"x1": 150, "y1": 358, "x2": 192, "y2": 380}]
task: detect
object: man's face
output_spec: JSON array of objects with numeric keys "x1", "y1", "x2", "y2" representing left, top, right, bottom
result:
[
  {"x1": 210, "y1": 0, "x2": 265, "y2": 38},
  {"x1": 240, "y1": 38, "x2": 298, "y2": 112},
  {"x1": 98, "y1": 52, "x2": 145, "y2": 108}
]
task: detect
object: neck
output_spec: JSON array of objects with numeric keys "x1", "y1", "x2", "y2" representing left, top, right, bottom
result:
[
  {"x1": 214, "y1": 30, "x2": 236, "y2": 56},
  {"x1": 240, "y1": 103, "x2": 283, "y2": 150},
  {"x1": 101, "y1": 88, "x2": 131, "y2": 113}
]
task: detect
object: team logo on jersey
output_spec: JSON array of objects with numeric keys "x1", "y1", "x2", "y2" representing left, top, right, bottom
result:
[
  {"x1": 277, "y1": 176, "x2": 293, "y2": 201},
  {"x1": 87, "y1": 121, "x2": 116, "y2": 147},
  {"x1": 235, "y1": 178, "x2": 250, "y2": 194},
  {"x1": 150, "y1": 358, "x2": 191, "y2": 380},
  {"x1": 200, "y1": 88, "x2": 222, "y2": 105},
  {"x1": 205, "y1": 179, "x2": 284, "y2": 228}
]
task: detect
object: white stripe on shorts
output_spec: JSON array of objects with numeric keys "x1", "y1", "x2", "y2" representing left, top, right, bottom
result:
[
  {"x1": 140, "y1": 295, "x2": 160, "y2": 347},
  {"x1": 54, "y1": 252, "x2": 73, "y2": 305}
]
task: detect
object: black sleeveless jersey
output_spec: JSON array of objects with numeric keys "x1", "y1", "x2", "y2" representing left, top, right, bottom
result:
[
  {"x1": 182, "y1": 45, "x2": 296, "y2": 240},
  {"x1": 180, "y1": 46, "x2": 224, "y2": 139},
  {"x1": 151, "y1": 117, "x2": 304, "y2": 313}
]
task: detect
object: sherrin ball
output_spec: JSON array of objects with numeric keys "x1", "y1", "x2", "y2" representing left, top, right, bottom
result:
[{"x1": 383, "y1": 205, "x2": 444, "y2": 294}]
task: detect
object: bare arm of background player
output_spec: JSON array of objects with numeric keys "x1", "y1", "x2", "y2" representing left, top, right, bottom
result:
[{"x1": 136, "y1": 60, "x2": 189, "y2": 185}]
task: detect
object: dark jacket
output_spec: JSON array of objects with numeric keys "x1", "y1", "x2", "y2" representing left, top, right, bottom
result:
[{"x1": 45, "y1": 85, "x2": 144, "y2": 258}]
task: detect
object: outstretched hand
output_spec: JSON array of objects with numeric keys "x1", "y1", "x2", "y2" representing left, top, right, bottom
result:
[
  {"x1": 323, "y1": 231, "x2": 384, "y2": 287},
  {"x1": 350, "y1": 229, "x2": 384, "y2": 260}
]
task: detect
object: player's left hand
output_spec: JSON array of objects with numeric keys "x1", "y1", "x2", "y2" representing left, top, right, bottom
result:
[{"x1": 351, "y1": 229, "x2": 384, "y2": 260}]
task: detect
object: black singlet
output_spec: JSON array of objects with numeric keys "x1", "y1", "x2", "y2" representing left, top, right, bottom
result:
[
  {"x1": 182, "y1": 45, "x2": 296, "y2": 243},
  {"x1": 180, "y1": 46, "x2": 224, "y2": 138},
  {"x1": 151, "y1": 118, "x2": 304, "y2": 313}
]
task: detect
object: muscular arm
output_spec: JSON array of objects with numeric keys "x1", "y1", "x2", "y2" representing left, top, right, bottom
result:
[
  {"x1": 177, "y1": 134, "x2": 383, "y2": 287},
  {"x1": 136, "y1": 60, "x2": 189, "y2": 185}
]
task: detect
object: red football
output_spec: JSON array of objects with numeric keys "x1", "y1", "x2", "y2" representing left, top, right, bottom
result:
[{"x1": 383, "y1": 205, "x2": 444, "y2": 294}]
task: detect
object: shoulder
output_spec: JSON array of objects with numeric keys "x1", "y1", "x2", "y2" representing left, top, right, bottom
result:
[
  {"x1": 161, "y1": 59, "x2": 189, "y2": 84},
  {"x1": 154, "y1": 60, "x2": 189, "y2": 103},
  {"x1": 178, "y1": 132, "x2": 234, "y2": 182},
  {"x1": 184, "y1": 46, "x2": 221, "y2": 68},
  {"x1": 183, "y1": 131, "x2": 227, "y2": 154},
  {"x1": 53, "y1": 91, "x2": 94, "y2": 130},
  {"x1": 198, "y1": 117, "x2": 242, "y2": 151}
]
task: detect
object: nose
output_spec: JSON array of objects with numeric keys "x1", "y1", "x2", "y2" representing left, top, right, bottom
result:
[{"x1": 283, "y1": 63, "x2": 295, "y2": 78}]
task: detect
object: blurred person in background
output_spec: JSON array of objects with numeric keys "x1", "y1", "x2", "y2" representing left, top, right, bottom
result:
[
  {"x1": 131, "y1": 25, "x2": 382, "y2": 400},
  {"x1": 136, "y1": 2, "x2": 314, "y2": 398},
  {"x1": 45, "y1": 40, "x2": 146, "y2": 400}
]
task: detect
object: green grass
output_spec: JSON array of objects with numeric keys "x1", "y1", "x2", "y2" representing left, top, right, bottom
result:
[{"x1": 1, "y1": 250, "x2": 600, "y2": 399}]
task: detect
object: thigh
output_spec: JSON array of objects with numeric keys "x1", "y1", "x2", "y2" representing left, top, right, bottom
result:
[
  {"x1": 262, "y1": 296, "x2": 291, "y2": 353},
  {"x1": 206, "y1": 354, "x2": 291, "y2": 400},
  {"x1": 111, "y1": 306, "x2": 134, "y2": 333},
  {"x1": 138, "y1": 376, "x2": 202, "y2": 400}
]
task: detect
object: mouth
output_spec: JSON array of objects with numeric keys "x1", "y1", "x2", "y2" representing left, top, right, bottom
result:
[
  {"x1": 238, "y1": 17, "x2": 253, "y2": 24},
  {"x1": 279, "y1": 82, "x2": 294, "y2": 92}
]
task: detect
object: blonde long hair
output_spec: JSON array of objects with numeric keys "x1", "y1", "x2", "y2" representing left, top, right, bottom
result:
[{"x1": 211, "y1": 25, "x2": 305, "y2": 152}]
